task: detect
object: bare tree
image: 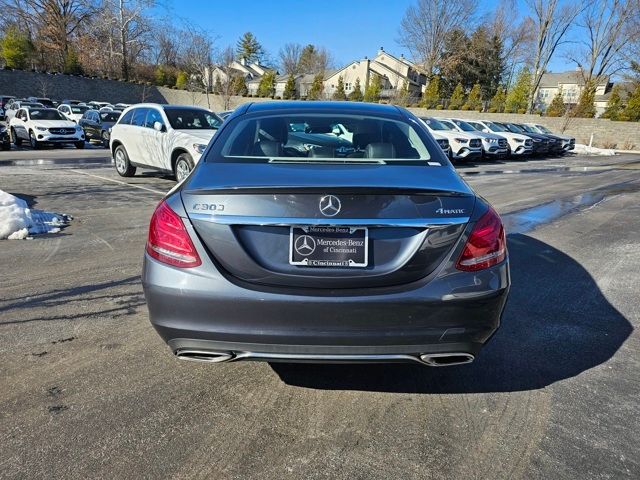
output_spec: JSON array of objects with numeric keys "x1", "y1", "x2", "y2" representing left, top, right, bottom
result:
[
  {"x1": 488, "y1": 0, "x2": 536, "y2": 86},
  {"x1": 397, "y1": 0, "x2": 476, "y2": 78},
  {"x1": 182, "y1": 27, "x2": 216, "y2": 108},
  {"x1": 278, "y1": 42, "x2": 302, "y2": 74},
  {"x1": 569, "y1": 0, "x2": 640, "y2": 82},
  {"x1": 216, "y1": 45, "x2": 236, "y2": 110},
  {"x1": 525, "y1": 0, "x2": 583, "y2": 112}
]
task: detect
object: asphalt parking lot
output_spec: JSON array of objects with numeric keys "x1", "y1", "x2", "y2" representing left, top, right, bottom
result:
[{"x1": 1, "y1": 148, "x2": 639, "y2": 479}]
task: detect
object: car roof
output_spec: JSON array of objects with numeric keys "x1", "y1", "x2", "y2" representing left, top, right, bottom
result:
[{"x1": 243, "y1": 101, "x2": 405, "y2": 117}]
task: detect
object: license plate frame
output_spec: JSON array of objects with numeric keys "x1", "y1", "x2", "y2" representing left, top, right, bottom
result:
[{"x1": 289, "y1": 226, "x2": 368, "y2": 268}]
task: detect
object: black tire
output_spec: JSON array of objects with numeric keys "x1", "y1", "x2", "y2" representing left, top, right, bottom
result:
[
  {"x1": 174, "y1": 152, "x2": 194, "y2": 182},
  {"x1": 113, "y1": 145, "x2": 136, "y2": 177},
  {"x1": 29, "y1": 130, "x2": 40, "y2": 149},
  {"x1": 75, "y1": 141, "x2": 85, "y2": 149},
  {"x1": 11, "y1": 128, "x2": 21, "y2": 146},
  {"x1": 1, "y1": 142, "x2": 10, "y2": 151},
  {"x1": 101, "y1": 131, "x2": 109, "y2": 148}
]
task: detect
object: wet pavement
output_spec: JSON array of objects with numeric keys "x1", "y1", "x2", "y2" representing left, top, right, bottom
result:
[{"x1": 0, "y1": 151, "x2": 639, "y2": 479}]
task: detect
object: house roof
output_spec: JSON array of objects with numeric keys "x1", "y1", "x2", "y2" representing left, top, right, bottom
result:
[
  {"x1": 539, "y1": 71, "x2": 609, "y2": 88},
  {"x1": 594, "y1": 82, "x2": 636, "y2": 101}
]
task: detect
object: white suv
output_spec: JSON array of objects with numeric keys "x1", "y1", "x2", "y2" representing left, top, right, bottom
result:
[
  {"x1": 443, "y1": 118, "x2": 509, "y2": 158},
  {"x1": 109, "y1": 104, "x2": 222, "y2": 181},
  {"x1": 420, "y1": 117, "x2": 482, "y2": 161},
  {"x1": 9, "y1": 107, "x2": 85, "y2": 149},
  {"x1": 465, "y1": 120, "x2": 533, "y2": 156}
]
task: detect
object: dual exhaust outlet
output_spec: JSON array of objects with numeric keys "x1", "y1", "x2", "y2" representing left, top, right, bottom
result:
[{"x1": 174, "y1": 349, "x2": 474, "y2": 367}]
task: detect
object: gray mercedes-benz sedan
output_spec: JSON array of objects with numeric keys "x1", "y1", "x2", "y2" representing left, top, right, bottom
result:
[{"x1": 142, "y1": 101, "x2": 510, "y2": 367}]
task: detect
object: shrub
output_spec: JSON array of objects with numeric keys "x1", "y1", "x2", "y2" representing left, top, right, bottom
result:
[
  {"x1": 622, "y1": 140, "x2": 637, "y2": 150},
  {"x1": 435, "y1": 105, "x2": 444, "y2": 110},
  {"x1": 488, "y1": 107, "x2": 497, "y2": 113},
  {"x1": 600, "y1": 141, "x2": 617, "y2": 149},
  {"x1": 449, "y1": 105, "x2": 459, "y2": 110},
  {"x1": 517, "y1": 109, "x2": 527, "y2": 114},
  {"x1": 461, "y1": 104, "x2": 471, "y2": 111}
]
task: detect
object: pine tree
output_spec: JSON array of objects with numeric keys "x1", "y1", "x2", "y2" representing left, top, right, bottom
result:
[
  {"x1": 505, "y1": 68, "x2": 531, "y2": 113},
  {"x1": 421, "y1": 76, "x2": 440, "y2": 108},
  {"x1": 63, "y1": 48, "x2": 82, "y2": 75},
  {"x1": 448, "y1": 83, "x2": 465, "y2": 110},
  {"x1": 332, "y1": 75, "x2": 347, "y2": 100},
  {"x1": 231, "y1": 75, "x2": 248, "y2": 96},
  {"x1": 464, "y1": 83, "x2": 482, "y2": 110},
  {"x1": 213, "y1": 75, "x2": 223, "y2": 94},
  {"x1": 572, "y1": 80, "x2": 596, "y2": 118},
  {"x1": 363, "y1": 73, "x2": 382, "y2": 103},
  {"x1": 0, "y1": 26, "x2": 31, "y2": 69},
  {"x1": 175, "y1": 71, "x2": 188, "y2": 89},
  {"x1": 622, "y1": 84, "x2": 640, "y2": 121},
  {"x1": 546, "y1": 89, "x2": 566, "y2": 117},
  {"x1": 283, "y1": 73, "x2": 297, "y2": 99},
  {"x1": 394, "y1": 80, "x2": 410, "y2": 106},
  {"x1": 602, "y1": 85, "x2": 623, "y2": 120},
  {"x1": 348, "y1": 77, "x2": 363, "y2": 101},
  {"x1": 257, "y1": 71, "x2": 276, "y2": 97},
  {"x1": 308, "y1": 73, "x2": 325, "y2": 100},
  {"x1": 236, "y1": 32, "x2": 263, "y2": 63},
  {"x1": 489, "y1": 86, "x2": 506, "y2": 112}
]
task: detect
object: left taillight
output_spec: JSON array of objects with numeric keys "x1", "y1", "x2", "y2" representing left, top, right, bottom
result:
[{"x1": 146, "y1": 200, "x2": 201, "y2": 268}]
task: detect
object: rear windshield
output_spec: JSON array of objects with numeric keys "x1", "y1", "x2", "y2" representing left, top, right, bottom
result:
[
  {"x1": 71, "y1": 106, "x2": 89, "y2": 114},
  {"x1": 164, "y1": 108, "x2": 221, "y2": 130},
  {"x1": 29, "y1": 109, "x2": 66, "y2": 120},
  {"x1": 208, "y1": 113, "x2": 436, "y2": 164},
  {"x1": 100, "y1": 112, "x2": 120, "y2": 122},
  {"x1": 420, "y1": 117, "x2": 452, "y2": 131},
  {"x1": 23, "y1": 103, "x2": 43, "y2": 108}
]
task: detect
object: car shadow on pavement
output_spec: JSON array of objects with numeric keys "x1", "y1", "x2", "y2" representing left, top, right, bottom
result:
[{"x1": 271, "y1": 234, "x2": 633, "y2": 393}]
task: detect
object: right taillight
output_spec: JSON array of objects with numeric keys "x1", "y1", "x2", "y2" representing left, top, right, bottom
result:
[
  {"x1": 456, "y1": 207, "x2": 506, "y2": 271},
  {"x1": 146, "y1": 200, "x2": 201, "y2": 268}
]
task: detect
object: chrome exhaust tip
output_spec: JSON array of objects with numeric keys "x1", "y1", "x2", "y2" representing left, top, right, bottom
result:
[
  {"x1": 419, "y1": 353, "x2": 475, "y2": 367},
  {"x1": 175, "y1": 349, "x2": 234, "y2": 363}
]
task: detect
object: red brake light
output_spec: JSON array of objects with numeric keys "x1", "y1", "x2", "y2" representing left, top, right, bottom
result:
[
  {"x1": 456, "y1": 207, "x2": 506, "y2": 271},
  {"x1": 146, "y1": 201, "x2": 201, "y2": 268}
]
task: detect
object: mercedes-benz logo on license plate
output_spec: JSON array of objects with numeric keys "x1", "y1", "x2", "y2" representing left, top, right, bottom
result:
[
  {"x1": 319, "y1": 195, "x2": 341, "y2": 217},
  {"x1": 294, "y1": 235, "x2": 316, "y2": 256}
]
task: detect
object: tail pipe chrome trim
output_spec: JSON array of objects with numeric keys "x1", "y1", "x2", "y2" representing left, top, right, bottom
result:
[
  {"x1": 175, "y1": 349, "x2": 234, "y2": 363},
  {"x1": 419, "y1": 353, "x2": 475, "y2": 367},
  {"x1": 173, "y1": 349, "x2": 474, "y2": 367}
]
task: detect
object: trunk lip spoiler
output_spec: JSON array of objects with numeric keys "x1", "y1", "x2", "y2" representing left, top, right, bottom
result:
[
  {"x1": 182, "y1": 187, "x2": 473, "y2": 197},
  {"x1": 188, "y1": 213, "x2": 470, "y2": 227}
]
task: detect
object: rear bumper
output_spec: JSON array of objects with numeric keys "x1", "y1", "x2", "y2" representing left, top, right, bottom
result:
[{"x1": 143, "y1": 254, "x2": 510, "y2": 361}]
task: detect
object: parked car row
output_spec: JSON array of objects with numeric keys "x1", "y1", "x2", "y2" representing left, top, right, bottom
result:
[
  {"x1": 420, "y1": 116, "x2": 575, "y2": 161},
  {"x1": 0, "y1": 94, "x2": 131, "y2": 122}
]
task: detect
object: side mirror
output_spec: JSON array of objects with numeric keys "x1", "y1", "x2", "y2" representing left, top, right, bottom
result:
[{"x1": 153, "y1": 121, "x2": 165, "y2": 132}]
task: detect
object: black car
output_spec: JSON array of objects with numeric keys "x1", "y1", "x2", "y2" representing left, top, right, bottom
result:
[
  {"x1": 499, "y1": 122, "x2": 550, "y2": 155},
  {"x1": 0, "y1": 123, "x2": 11, "y2": 150},
  {"x1": 27, "y1": 97, "x2": 55, "y2": 108},
  {"x1": 79, "y1": 110, "x2": 121, "y2": 147},
  {"x1": 517, "y1": 123, "x2": 564, "y2": 154},
  {"x1": 142, "y1": 101, "x2": 510, "y2": 367}
]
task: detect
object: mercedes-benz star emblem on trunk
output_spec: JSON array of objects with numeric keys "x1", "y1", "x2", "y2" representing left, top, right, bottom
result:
[
  {"x1": 294, "y1": 235, "x2": 316, "y2": 256},
  {"x1": 319, "y1": 195, "x2": 341, "y2": 217}
]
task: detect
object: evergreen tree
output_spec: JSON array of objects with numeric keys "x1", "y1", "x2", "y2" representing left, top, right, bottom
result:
[
  {"x1": 257, "y1": 71, "x2": 276, "y2": 97},
  {"x1": 236, "y1": 32, "x2": 264, "y2": 63},
  {"x1": 421, "y1": 76, "x2": 440, "y2": 108},
  {"x1": 546, "y1": 89, "x2": 566, "y2": 117},
  {"x1": 489, "y1": 86, "x2": 506, "y2": 112},
  {"x1": 308, "y1": 73, "x2": 325, "y2": 100},
  {"x1": 363, "y1": 73, "x2": 382, "y2": 103},
  {"x1": 332, "y1": 75, "x2": 347, "y2": 100},
  {"x1": 622, "y1": 84, "x2": 640, "y2": 121},
  {"x1": 283, "y1": 73, "x2": 297, "y2": 99},
  {"x1": 175, "y1": 71, "x2": 188, "y2": 89},
  {"x1": 572, "y1": 80, "x2": 596, "y2": 118},
  {"x1": 602, "y1": 85, "x2": 622, "y2": 120},
  {"x1": 448, "y1": 83, "x2": 465, "y2": 109},
  {"x1": 63, "y1": 48, "x2": 83, "y2": 75},
  {"x1": 505, "y1": 68, "x2": 531, "y2": 113},
  {"x1": 231, "y1": 75, "x2": 248, "y2": 96},
  {"x1": 394, "y1": 80, "x2": 410, "y2": 106},
  {"x1": 213, "y1": 75, "x2": 223, "y2": 94},
  {"x1": 0, "y1": 26, "x2": 31, "y2": 69},
  {"x1": 464, "y1": 83, "x2": 482, "y2": 110},
  {"x1": 348, "y1": 77, "x2": 363, "y2": 101}
]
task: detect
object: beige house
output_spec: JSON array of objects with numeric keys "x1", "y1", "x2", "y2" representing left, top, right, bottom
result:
[
  {"x1": 323, "y1": 47, "x2": 426, "y2": 100},
  {"x1": 535, "y1": 70, "x2": 610, "y2": 115},
  {"x1": 207, "y1": 58, "x2": 270, "y2": 89}
]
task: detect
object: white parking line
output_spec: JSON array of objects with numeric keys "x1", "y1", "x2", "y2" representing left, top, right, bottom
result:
[{"x1": 69, "y1": 169, "x2": 166, "y2": 195}]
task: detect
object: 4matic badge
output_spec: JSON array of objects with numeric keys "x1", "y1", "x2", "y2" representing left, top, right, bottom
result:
[{"x1": 436, "y1": 208, "x2": 465, "y2": 215}]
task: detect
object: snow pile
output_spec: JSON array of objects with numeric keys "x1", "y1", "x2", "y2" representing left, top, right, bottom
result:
[
  {"x1": 0, "y1": 189, "x2": 72, "y2": 240},
  {"x1": 573, "y1": 144, "x2": 617, "y2": 156}
]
